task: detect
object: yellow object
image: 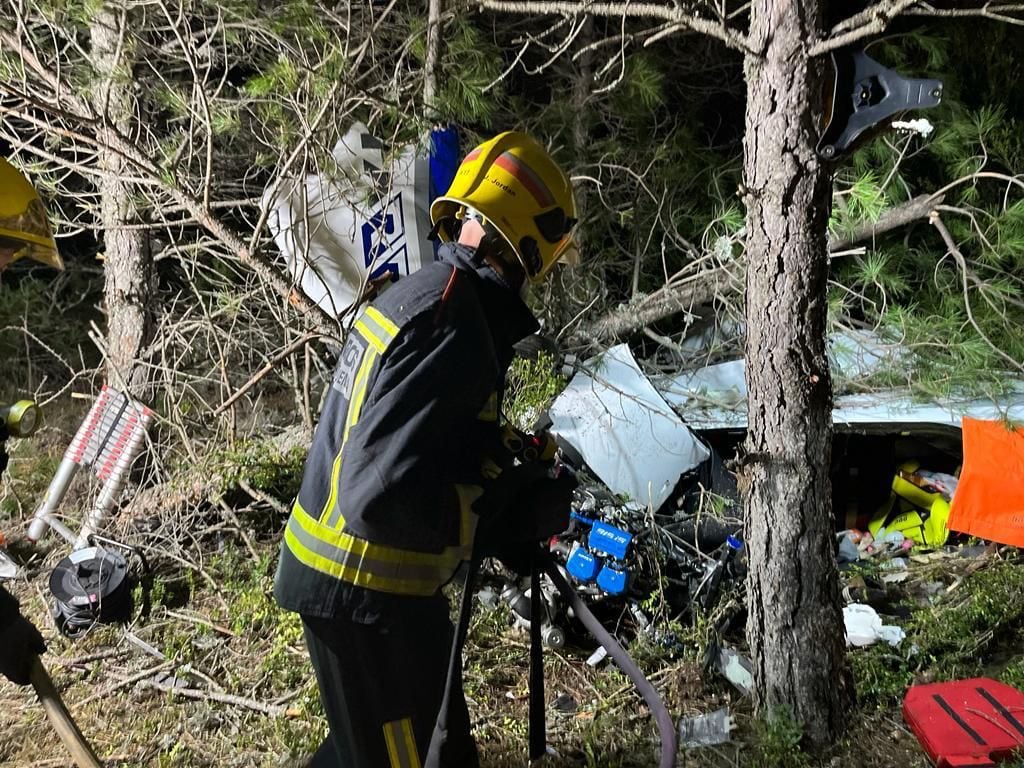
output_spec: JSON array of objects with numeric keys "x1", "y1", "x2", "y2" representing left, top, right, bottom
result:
[
  {"x1": 0, "y1": 158, "x2": 63, "y2": 270},
  {"x1": 868, "y1": 461, "x2": 951, "y2": 548},
  {"x1": 1, "y1": 400, "x2": 42, "y2": 438},
  {"x1": 430, "y1": 132, "x2": 578, "y2": 283}
]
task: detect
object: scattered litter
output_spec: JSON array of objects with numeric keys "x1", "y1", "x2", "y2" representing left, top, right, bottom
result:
[
  {"x1": 881, "y1": 557, "x2": 910, "y2": 584},
  {"x1": 717, "y1": 647, "x2": 753, "y2": 696},
  {"x1": 586, "y1": 646, "x2": 609, "y2": 667},
  {"x1": 844, "y1": 603, "x2": 905, "y2": 647},
  {"x1": 679, "y1": 707, "x2": 733, "y2": 747},
  {"x1": 837, "y1": 530, "x2": 861, "y2": 564},
  {"x1": 881, "y1": 572, "x2": 909, "y2": 585},
  {"x1": 891, "y1": 117, "x2": 935, "y2": 137},
  {"x1": 475, "y1": 586, "x2": 499, "y2": 610}
]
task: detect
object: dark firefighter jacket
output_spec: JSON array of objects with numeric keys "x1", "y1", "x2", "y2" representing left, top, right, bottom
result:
[
  {"x1": 0, "y1": 584, "x2": 18, "y2": 630},
  {"x1": 274, "y1": 243, "x2": 539, "y2": 619}
]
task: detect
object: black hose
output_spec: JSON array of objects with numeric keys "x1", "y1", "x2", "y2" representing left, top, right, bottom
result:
[{"x1": 541, "y1": 552, "x2": 678, "y2": 768}]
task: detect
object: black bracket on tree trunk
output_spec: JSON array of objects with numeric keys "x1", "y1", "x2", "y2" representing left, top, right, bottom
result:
[{"x1": 818, "y1": 48, "x2": 943, "y2": 160}]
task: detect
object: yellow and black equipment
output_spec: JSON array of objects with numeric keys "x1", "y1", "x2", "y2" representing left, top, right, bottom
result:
[
  {"x1": 868, "y1": 461, "x2": 953, "y2": 549},
  {"x1": 2, "y1": 400, "x2": 43, "y2": 438},
  {"x1": 0, "y1": 157, "x2": 63, "y2": 270},
  {"x1": 430, "y1": 132, "x2": 578, "y2": 283}
]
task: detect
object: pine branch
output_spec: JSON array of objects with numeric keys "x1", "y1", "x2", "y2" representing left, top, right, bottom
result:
[
  {"x1": 904, "y1": 2, "x2": 1024, "y2": 25},
  {"x1": 575, "y1": 193, "x2": 949, "y2": 344},
  {"x1": 812, "y1": 1, "x2": 1024, "y2": 55},
  {"x1": 829, "y1": 193, "x2": 944, "y2": 253},
  {"x1": 930, "y1": 211, "x2": 1024, "y2": 374},
  {"x1": 474, "y1": 0, "x2": 756, "y2": 55},
  {"x1": 810, "y1": 0, "x2": 921, "y2": 56},
  {"x1": 570, "y1": 262, "x2": 740, "y2": 344}
]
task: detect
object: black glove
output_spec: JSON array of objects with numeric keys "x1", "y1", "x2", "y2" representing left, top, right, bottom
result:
[
  {"x1": 514, "y1": 472, "x2": 577, "y2": 541},
  {"x1": 474, "y1": 461, "x2": 551, "y2": 522},
  {"x1": 475, "y1": 465, "x2": 577, "y2": 570},
  {"x1": 0, "y1": 600, "x2": 46, "y2": 686}
]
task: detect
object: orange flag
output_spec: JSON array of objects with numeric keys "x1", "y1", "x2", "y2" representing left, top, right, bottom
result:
[{"x1": 947, "y1": 417, "x2": 1024, "y2": 547}]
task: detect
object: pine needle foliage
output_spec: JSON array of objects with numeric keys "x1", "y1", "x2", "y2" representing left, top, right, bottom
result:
[{"x1": 829, "y1": 27, "x2": 1024, "y2": 398}]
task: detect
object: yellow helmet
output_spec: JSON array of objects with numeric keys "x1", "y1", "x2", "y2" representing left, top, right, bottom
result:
[
  {"x1": 430, "y1": 131, "x2": 578, "y2": 284},
  {"x1": 0, "y1": 157, "x2": 63, "y2": 270}
]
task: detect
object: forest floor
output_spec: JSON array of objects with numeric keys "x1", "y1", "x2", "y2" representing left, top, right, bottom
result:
[{"x1": 3, "y1": 413, "x2": 1024, "y2": 768}]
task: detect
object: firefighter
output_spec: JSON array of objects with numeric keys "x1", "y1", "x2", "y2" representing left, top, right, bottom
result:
[
  {"x1": 0, "y1": 156, "x2": 63, "y2": 685},
  {"x1": 274, "y1": 131, "x2": 580, "y2": 768}
]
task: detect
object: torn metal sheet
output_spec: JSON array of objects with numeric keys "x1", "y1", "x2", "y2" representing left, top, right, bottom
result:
[
  {"x1": 656, "y1": 357, "x2": 1024, "y2": 433},
  {"x1": 550, "y1": 344, "x2": 710, "y2": 511}
]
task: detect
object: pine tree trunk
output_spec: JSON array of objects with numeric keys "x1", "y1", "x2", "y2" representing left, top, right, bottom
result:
[
  {"x1": 91, "y1": 6, "x2": 153, "y2": 398},
  {"x1": 741, "y1": 0, "x2": 849, "y2": 743},
  {"x1": 424, "y1": 0, "x2": 442, "y2": 116}
]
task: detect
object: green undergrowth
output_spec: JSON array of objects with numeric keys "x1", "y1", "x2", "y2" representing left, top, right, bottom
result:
[
  {"x1": 503, "y1": 351, "x2": 566, "y2": 431},
  {"x1": 207, "y1": 440, "x2": 307, "y2": 501},
  {"x1": 853, "y1": 557, "x2": 1024, "y2": 707}
]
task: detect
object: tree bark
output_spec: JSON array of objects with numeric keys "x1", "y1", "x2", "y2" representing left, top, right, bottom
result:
[
  {"x1": 741, "y1": 0, "x2": 849, "y2": 744},
  {"x1": 424, "y1": 0, "x2": 443, "y2": 117},
  {"x1": 91, "y1": 6, "x2": 153, "y2": 399}
]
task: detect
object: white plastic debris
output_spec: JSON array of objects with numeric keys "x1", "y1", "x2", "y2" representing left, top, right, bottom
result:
[
  {"x1": 0, "y1": 549, "x2": 20, "y2": 580},
  {"x1": 263, "y1": 122, "x2": 434, "y2": 317},
  {"x1": 586, "y1": 645, "x2": 609, "y2": 667},
  {"x1": 718, "y1": 647, "x2": 754, "y2": 696},
  {"x1": 679, "y1": 707, "x2": 733, "y2": 747},
  {"x1": 549, "y1": 344, "x2": 710, "y2": 511},
  {"x1": 891, "y1": 118, "x2": 935, "y2": 137},
  {"x1": 843, "y1": 603, "x2": 905, "y2": 648},
  {"x1": 658, "y1": 365, "x2": 1024, "y2": 432}
]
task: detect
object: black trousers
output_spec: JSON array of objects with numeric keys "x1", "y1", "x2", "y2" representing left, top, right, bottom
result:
[{"x1": 302, "y1": 593, "x2": 479, "y2": 768}]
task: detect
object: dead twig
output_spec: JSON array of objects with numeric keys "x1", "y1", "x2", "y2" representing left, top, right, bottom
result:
[
  {"x1": 212, "y1": 331, "x2": 323, "y2": 416},
  {"x1": 134, "y1": 679, "x2": 289, "y2": 717},
  {"x1": 77, "y1": 661, "x2": 177, "y2": 708}
]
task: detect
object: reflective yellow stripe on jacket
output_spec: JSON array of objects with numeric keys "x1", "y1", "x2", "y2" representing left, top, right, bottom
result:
[
  {"x1": 383, "y1": 718, "x2": 421, "y2": 768},
  {"x1": 284, "y1": 305, "x2": 481, "y2": 596},
  {"x1": 323, "y1": 306, "x2": 398, "y2": 529}
]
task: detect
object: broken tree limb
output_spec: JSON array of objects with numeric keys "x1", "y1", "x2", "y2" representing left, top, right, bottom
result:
[
  {"x1": 829, "y1": 193, "x2": 944, "y2": 254},
  {"x1": 570, "y1": 192, "x2": 946, "y2": 345},
  {"x1": 136, "y1": 679, "x2": 288, "y2": 717},
  {"x1": 568, "y1": 263, "x2": 740, "y2": 345}
]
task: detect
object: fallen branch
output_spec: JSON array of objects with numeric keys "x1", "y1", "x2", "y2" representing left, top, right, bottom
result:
[
  {"x1": 569, "y1": 263, "x2": 738, "y2": 344},
  {"x1": 572, "y1": 192, "x2": 946, "y2": 344},
  {"x1": 77, "y1": 661, "x2": 176, "y2": 708},
  {"x1": 213, "y1": 331, "x2": 323, "y2": 416},
  {"x1": 136, "y1": 679, "x2": 288, "y2": 717},
  {"x1": 50, "y1": 649, "x2": 129, "y2": 668}
]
